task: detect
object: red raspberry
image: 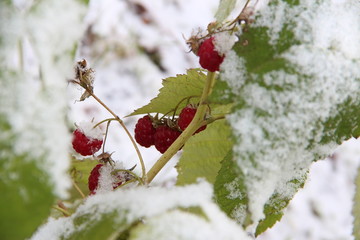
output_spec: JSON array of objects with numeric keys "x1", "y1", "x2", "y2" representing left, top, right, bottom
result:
[
  {"x1": 178, "y1": 105, "x2": 206, "y2": 134},
  {"x1": 198, "y1": 37, "x2": 224, "y2": 72},
  {"x1": 72, "y1": 129, "x2": 103, "y2": 156},
  {"x1": 154, "y1": 125, "x2": 181, "y2": 153},
  {"x1": 134, "y1": 115, "x2": 156, "y2": 147},
  {"x1": 88, "y1": 164, "x2": 103, "y2": 194},
  {"x1": 88, "y1": 164, "x2": 123, "y2": 195}
]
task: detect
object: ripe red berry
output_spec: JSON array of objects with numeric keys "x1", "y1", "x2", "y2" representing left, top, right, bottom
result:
[
  {"x1": 88, "y1": 164, "x2": 103, "y2": 194},
  {"x1": 88, "y1": 164, "x2": 123, "y2": 195},
  {"x1": 154, "y1": 125, "x2": 181, "y2": 153},
  {"x1": 134, "y1": 115, "x2": 156, "y2": 147},
  {"x1": 198, "y1": 37, "x2": 224, "y2": 72},
  {"x1": 178, "y1": 105, "x2": 206, "y2": 133},
  {"x1": 72, "y1": 129, "x2": 103, "y2": 156}
]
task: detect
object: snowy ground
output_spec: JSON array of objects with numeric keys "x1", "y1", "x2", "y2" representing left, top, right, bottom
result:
[{"x1": 69, "y1": 0, "x2": 360, "y2": 239}]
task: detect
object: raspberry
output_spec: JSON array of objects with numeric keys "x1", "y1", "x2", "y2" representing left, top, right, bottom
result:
[
  {"x1": 72, "y1": 129, "x2": 103, "y2": 156},
  {"x1": 134, "y1": 115, "x2": 156, "y2": 147},
  {"x1": 88, "y1": 164, "x2": 103, "y2": 194},
  {"x1": 178, "y1": 105, "x2": 206, "y2": 134},
  {"x1": 154, "y1": 125, "x2": 181, "y2": 153},
  {"x1": 88, "y1": 164, "x2": 123, "y2": 195},
  {"x1": 198, "y1": 37, "x2": 224, "y2": 72}
]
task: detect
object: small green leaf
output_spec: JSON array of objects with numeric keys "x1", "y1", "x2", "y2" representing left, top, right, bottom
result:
[
  {"x1": 128, "y1": 69, "x2": 206, "y2": 116},
  {"x1": 215, "y1": 0, "x2": 237, "y2": 23},
  {"x1": 176, "y1": 119, "x2": 233, "y2": 185}
]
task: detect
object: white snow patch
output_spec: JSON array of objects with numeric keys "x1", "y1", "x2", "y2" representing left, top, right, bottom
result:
[
  {"x1": 220, "y1": 50, "x2": 247, "y2": 92},
  {"x1": 31, "y1": 180, "x2": 250, "y2": 239},
  {"x1": 214, "y1": 31, "x2": 237, "y2": 56},
  {"x1": 76, "y1": 121, "x2": 104, "y2": 140}
]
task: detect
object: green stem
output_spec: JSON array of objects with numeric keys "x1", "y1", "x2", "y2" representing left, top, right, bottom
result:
[
  {"x1": 146, "y1": 72, "x2": 216, "y2": 184},
  {"x1": 52, "y1": 206, "x2": 71, "y2": 217},
  {"x1": 82, "y1": 86, "x2": 147, "y2": 181}
]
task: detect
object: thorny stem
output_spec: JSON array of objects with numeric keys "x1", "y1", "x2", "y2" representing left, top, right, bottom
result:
[
  {"x1": 146, "y1": 71, "x2": 217, "y2": 184},
  {"x1": 78, "y1": 84, "x2": 147, "y2": 182}
]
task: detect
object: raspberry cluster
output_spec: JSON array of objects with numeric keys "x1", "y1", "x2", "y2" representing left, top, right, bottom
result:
[{"x1": 134, "y1": 105, "x2": 207, "y2": 153}]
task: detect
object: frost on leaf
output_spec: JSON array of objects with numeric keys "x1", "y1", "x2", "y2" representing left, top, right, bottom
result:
[{"x1": 214, "y1": 0, "x2": 360, "y2": 235}]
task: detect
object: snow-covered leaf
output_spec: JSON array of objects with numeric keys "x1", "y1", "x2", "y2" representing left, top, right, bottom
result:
[
  {"x1": 176, "y1": 119, "x2": 232, "y2": 185},
  {"x1": 215, "y1": 0, "x2": 360, "y2": 233},
  {"x1": 0, "y1": 0, "x2": 85, "y2": 239},
  {"x1": 32, "y1": 181, "x2": 251, "y2": 240},
  {"x1": 128, "y1": 69, "x2": 206, "y2": 116}
]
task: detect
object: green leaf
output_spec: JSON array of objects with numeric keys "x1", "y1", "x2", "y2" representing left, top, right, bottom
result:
[
  {"x1": 214, "y1": 0, "x2": 360, "y2": 234},
  {"x1": 128, "y1": 69, "x2": 206, "y2": 116},
  {"x1": 68, "y1": 158, "x2": 99, "y2": 198},
  {"x1": 0, "y1": 118, "x2": 54, "y2": 240},
  {"x1": 215, "y1": 0, "x2": 237, "y2": 23},
  {"x1": 320, "y1": 98, "x2": 360, "y2": 145},
  {"x1": 214, "y1": 150, "x2": 250, "y2": 226},
  {"x1": 68, "y1": 211, "x2": 130, "y2": 239},
  {"x1": 176, "y1": 119, "x2": 233, "y2": 185}
]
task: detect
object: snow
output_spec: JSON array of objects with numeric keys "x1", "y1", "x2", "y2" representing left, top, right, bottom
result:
[
  {"x1": 31, "y1": 180, "x2": 250, "y2": 240},
  {"x1": 0, "y1": 0, "x2": 86, "y2": 198},
  {"x1": 214, "y1": 31, "x2": 237, "y2": 55},
  {"x1": 222, "y1": 0, "x2": 360, "y2": 229},
  {"x1": 76, "y1": 121, "x2": 104, "y2": 140}
]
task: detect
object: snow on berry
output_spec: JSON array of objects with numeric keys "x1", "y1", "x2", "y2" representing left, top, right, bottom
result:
[
  {"x1": 154, "y1": 125, "x2": 181, "y2": 153},
  {"x1": 88, "y1": 163, "x2": 125, "y2": 195},
  {"x1": 88, "y1": 164, "x2": 103, "y2": 194},
  {"x1": 178, "y1": 105, "x2": 206, "y2": 133},
  {"x1": 72, "y1": 128, "x2": 103, "y2": 156},
  {"x1": 213, "y1": 31, "x2": 237, "y2": 56},
  {"x1": 198, "y1": 37, "x2": 225, "y2": 72},
  {"x1": 134, "y1": 115, "x2": 156, "y2": 147}
]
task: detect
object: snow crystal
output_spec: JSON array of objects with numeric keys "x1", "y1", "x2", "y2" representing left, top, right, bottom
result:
[{"x1": 223, "y1": 0, "x2": 360, "y2": 227}]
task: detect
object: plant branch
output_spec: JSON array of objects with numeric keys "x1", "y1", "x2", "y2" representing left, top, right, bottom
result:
[
  {"x1": 146, "y1": 71, "x2": 217, "y2": 184},
  {"x1": 75, "y1": 82, "x2": 146, "y2": 181}
]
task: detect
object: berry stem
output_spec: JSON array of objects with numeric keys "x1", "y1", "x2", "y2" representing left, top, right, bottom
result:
[
  {"x1": 76, "y1": 83, "x2": 147, "y2": 181},
  {"x1": 146, "y1": 71, "x2": 217, "y2": 183},
  {"x1": 72, "y1": 179, "x2": 86, "y2": 199}
]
